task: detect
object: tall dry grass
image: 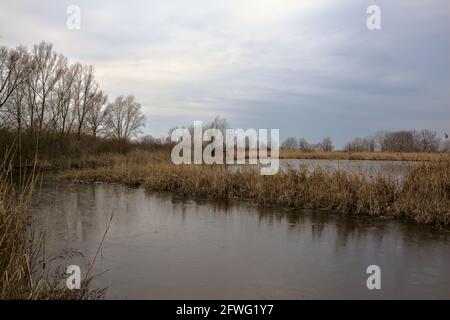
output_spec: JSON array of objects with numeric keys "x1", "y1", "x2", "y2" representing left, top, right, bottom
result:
[
  {"x1": 279, "y1": 150, "x2": 450, "y2": 161},
  {"x1": 62, "y1": 151, "x2": 450, "y2": 225},
  {"x1": 0, "y1": 155, "x2": 103, "y2": 299}
]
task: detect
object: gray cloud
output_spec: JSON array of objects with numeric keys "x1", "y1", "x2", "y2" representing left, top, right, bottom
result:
[{"x1": 0, "y1": 0, "x2": 448, "y2": 146}]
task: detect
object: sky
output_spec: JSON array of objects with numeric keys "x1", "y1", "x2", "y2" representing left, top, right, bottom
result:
[{"x1": 0, "y1": 0, "x2": 449, "y2": 147}]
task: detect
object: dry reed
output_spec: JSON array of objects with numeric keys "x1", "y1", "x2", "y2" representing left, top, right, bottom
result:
[
  {"x1": 279, "y1": 150, "x2": 450, "y2": 161},
  {"x1": 61, "y1": 151, "x2": 450, "y2": 225},
  {"x1": 0, "y1": 155, "x2": 104, "y2": 299}
]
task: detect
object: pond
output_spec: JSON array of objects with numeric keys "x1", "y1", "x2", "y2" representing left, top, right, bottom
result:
[{"x1": 31, "y1": 179, "x2": 450, "y2": 299}]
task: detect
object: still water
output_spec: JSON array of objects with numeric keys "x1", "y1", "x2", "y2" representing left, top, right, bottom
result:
[
  {"x1": 230, "y1": 159, "x2": 415, "y2": 178},
  {"x1": 281, "y1": 159, "x2": 414, "y2": 176},
  {"x1": 32, "y1": 179, "x2": 450, "y2": 299}
]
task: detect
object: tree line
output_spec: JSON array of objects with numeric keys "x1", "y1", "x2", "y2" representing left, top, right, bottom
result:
[
  {"x1": 0, "y1": 41, "x2": 146, "y2": 158},
  {"x1": 3, "y1": 41, "x2": 447, "y2": 158},
  {"x1": 344, "y1": 130, "x2": 449, "y2": 152},
  {"x1": 281, "y1": 136, "x2": 334, "y2": 152},
  {"x1": 281, "y1": 130, "x2": 450, "y2": 152}
]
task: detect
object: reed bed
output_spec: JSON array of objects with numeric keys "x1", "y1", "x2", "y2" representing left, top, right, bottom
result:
[
  {"x1": 62, "y1": 151, "x2": 450, "y2": 225},
  {"x1": 279, "y1": 150, "x2": 450, "y2": 161},
  {"x1": 0, "y1": 159, "x2": 103, "y2": 299}
]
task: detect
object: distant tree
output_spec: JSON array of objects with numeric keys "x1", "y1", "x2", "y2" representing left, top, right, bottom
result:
[
  {"x1": 344, "y1": 136, "x2": 375, "y2": 152},
  {"x1": 366, "y1": 137, "x2": 376, "y2": 152},
  {"x1": 321, "y1": 136, "x2": 334, "y2": 152},
  {"x1": 298, "y1": 137, "x2": 312, "y2": 152},
  {"x1": 204, "y1": 116, "x2": 228, "y2": 134},
  {"x1": 416, "y1": 129, "x2": 439, "y2": 152},
  {"x1": 140, "y1": 135, "x2": 161, "y2": 144},
  {"x1": 376, "y1": 130, "x2": 441, "y2": 152},
  {"x1": 105, "y1": 95, "x2": 146, "y2": 140},
  {"x1": 281, "y1": 137, "x2": 298, "y2": 150},
  {"x1": 378, "y1": 130, "x2": 416, "y2": 152},
  {"x1": 139, "y1": 135, "x2": 164, "y2": 148},
  {"x1": 313, "y1": 143, "x2": 322, "y2": 151},
  {"x1": 166, "y1": 116, "x2": 229, "y2": 147}
]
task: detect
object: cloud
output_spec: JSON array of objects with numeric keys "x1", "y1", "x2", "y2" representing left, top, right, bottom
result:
[{"x1": 0, "y1": 0, "x2": 449, "y2": 146}]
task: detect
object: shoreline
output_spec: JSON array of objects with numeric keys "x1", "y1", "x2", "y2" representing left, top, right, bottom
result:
[
  {"x1": 11, "y1": 151, "x2": 448, "y2": 173},
  {"x1": 61, "y1": 177, "x2": 450, "y2": 232},
  {"x1": 278, "y1": 151, "x2": 450, "y2": 162},
  {"x1": 59, "y1": 151, "x2": 450, "y2": 226}
]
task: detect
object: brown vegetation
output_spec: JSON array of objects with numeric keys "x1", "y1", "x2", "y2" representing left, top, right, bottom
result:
[
  {"x1": 62, "y1": 151, "x2": 450, "y2": 225},
  {"x1": 279, "y1": 150, "x2": 450, "y2": 161},
  {"x1": 0, "y1": 157, "x2": 103, "y2": 299}
]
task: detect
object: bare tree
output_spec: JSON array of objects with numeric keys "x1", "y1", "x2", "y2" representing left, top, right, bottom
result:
[
  {"x1": 4, "y1": 77, "x2": 28, "y2": 133},
  {"x1": 0, "y1": 46, "x2": 32, "y2": 109},
  {"x1": 204, "y1": 116, "x2": 229, "y2": 137},
  {"x1": 281, "y1": 137, "x2": 298, "y2": 150},
  {"x1": 298, "y1": 137, "x2": 313, "y2": 152},
  {"x1": 86, "y1": 90, "x2": 108, "y2": 138},
  {"x1": 105, "y1": 95, "x2": 146, "y2": 140},
  {"x1": 140, "y1": 135, "x2": 164, "y2": 148},
  {"x1": 0, "y1": 41, "x2": 151, "y2": 158},
  {"x1": 24, "y1": 56, "x2": 39, "y2": 131},
  {"x1": 321, "y1": 136, "x2": 334, "y2": 152},
  {"x1": 344, "y1": 136, "x2": 375, "y2": 152},
  {"x1": 73, "y1": 64, "x2": 98, "y2": 139},
  {"x1": 49, "y1": 63, "x2": 79, "y2": 136},
  {"x1": 0, "y1": 101, "x2": 14, "y2": 129},
  {"x1": 30, "y1": 42, "x2": 66, "y2": 135},
  {"x1": 416, "y1": 129, "x2": 439, "y2": 152},
  {"x1": 378, "y1": 131, "x2": 415, "y2": 152}
]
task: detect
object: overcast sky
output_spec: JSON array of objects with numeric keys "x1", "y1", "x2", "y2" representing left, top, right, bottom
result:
[{"x1": 0, "y1": 0, "x2": 449, "y2": 146}]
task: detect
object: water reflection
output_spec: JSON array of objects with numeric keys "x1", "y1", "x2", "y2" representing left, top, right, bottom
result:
[{"x1": 31, "y1": 179, "x2": 450, "y2": 299}]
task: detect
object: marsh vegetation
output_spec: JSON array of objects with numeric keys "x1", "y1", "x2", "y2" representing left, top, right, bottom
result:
[
  {"x1": 0, "y1": 158, "x2": 103, "y2": 299},
  {"x1": 62, "y1": 151, "x2": 450, "y2": 225}
]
